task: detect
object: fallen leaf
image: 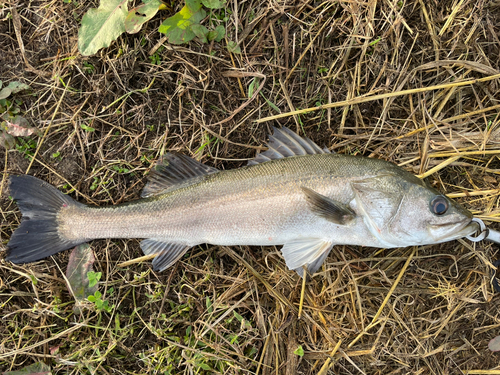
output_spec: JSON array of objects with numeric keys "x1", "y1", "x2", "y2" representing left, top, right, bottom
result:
[
  {"x1": 488, "y1": 335, "x2": 500, "y2": 352},
  {"x1": 78, "y1": 0, "x2": 129, "y2": 56},
  {"x1": 125, "y1": 0, "x2": 162, "y2": 34},
  {"x1": 0, "y1": 131, "x2": 16, "y2": 149},
  {"x1": 66, "y1": 244, "x2": 98, "y2": 313},
  {"x1": 2, "y1": 116, "x2": 35, "y2": 137},
  {"x1": 158, "y1": 5, "x2": 206, "y2": 44}
]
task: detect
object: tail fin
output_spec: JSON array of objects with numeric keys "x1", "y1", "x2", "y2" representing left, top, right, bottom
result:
[{"x1": 6, "y1": 175, "x2": 85, "y2": 264}]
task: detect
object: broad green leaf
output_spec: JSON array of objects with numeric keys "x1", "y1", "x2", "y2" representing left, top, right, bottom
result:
[
  {"x1": 207, "y1": 24, "x2": 224, "y2": 41},
  {"x1": 227, "y1": 40, "x2": 241, "y2": 54},
  {"x1": 158, "y1": 6, "x2": 206, "y2": 44},
  {"x1": 3, "y1": 361, "x2": 51, "y2": 375},
  {"x1": 125, "y1": 0, "x2": 162, "y2": 34},
  {"x1": 185, "y1": 0, "x2": 203, "y2": 12},
  {"x1": 0, "y1": 87, "x2": 12, "y2": 100},
  {"x1": 0, "y1": 81, "x2": 30, "y2": 99},
  {"x1": 294, "y1": 345, "x2": 304, "y2": 357},
  {"x1": 201, "y1": 0, "x2": 224, "y2": 8},
  {"x1": 78, "y1": 0, "x2": 129, "y2": 56},
  {"x1": 191, "y1": 24, "x2": 209, "y2": 43},
  {"x1": 66, "y1": 244, "x2": 98, "y2": 312},
  {"x1": 7, "y1": 81, "x2": 31, "y2": 95}
]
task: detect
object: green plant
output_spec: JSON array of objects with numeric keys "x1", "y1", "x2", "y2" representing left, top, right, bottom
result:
[
  {"x1": 78, "y1": 0, "x2": 232, "y2": 57},
  {"x1": 15, "y1": 138, "x2": 37, "y2": 159},
  {"x1": 294, "y1": 345, "x2": 304, "y2": 357},
  {"x1": 88, "y1": 288, "x2": 114, "y2": 312},
  {"x1": 0, "y1": 81, "x2": 35, "y2": 150},
  {"x1": 80, "y1": 123, "x2": 95, "y2": 132},
  {"x1": 87, "y1": 271, "x2": 102, "y2": 288}
]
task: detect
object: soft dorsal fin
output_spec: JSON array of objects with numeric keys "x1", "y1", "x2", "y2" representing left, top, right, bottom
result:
[
  {"x1": 248, "y1": 127, "x2": 331, "y2": 166},
  {"x1": 142, "y1": 153, "x2": 219, "y2": 198}
]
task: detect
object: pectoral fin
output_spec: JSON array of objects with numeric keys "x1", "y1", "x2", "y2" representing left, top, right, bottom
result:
[
  {"x1": 280, "y1": 238, "x2": 334, "y2": 278},
  {"x1": 140, "y1": 239, "x2": 192, "y2": 271},
  {"x1": 302, "y1": 187, "x2": 355, "y2": 225}
]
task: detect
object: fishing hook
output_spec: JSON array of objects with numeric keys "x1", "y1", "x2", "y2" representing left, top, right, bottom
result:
[{"x1": 466, "y1": 217, "x2": 500, "y2": 292}]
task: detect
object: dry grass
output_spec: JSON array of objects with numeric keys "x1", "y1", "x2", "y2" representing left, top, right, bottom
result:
[{"x1": 1, "y1": 0, "x2": 500, "y2": 373}]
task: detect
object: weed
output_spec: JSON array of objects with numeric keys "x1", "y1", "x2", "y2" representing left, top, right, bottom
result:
[
  {"x1": 51, "y1": 151, "x2": 62, "y2": 160},
  {"x1": 88, "y1": 288, "x2": 114, "y2": 312},
  {"x1": 79, "y1": 0, "x2": 234, "y2": 56},
  {"x1": 83, "y1": 61, "x2": 95, "y2": 74},
  {"x1": 15, "y1": 137, "x2": 37, "y2": 159},
  {"x1": 87, "y1": 271, "x2": 102, "y2": 288}
]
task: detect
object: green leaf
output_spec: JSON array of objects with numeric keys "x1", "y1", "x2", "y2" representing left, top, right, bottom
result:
[
  {"x1": 8, "y1": 81, "x2": 31, "y2": 95},
  {"x1": 80, "y1": 123, "x2": 95, "y2": 132},
  {"x1": 78, "y1": 0, "x2": 129, "y2": 56},
  {"x1": 233, "y1": 310, "x2": 244, "y2": 322},
  {"x1": 260, "y1": 92, "x2": 281, "y2": 113},
  {"x1": 185, "y1": 0, "x2": 203, "y2": 12},
  {"x1": 227, "y1": 40, "x2": 241, "y2": 54},
  {"x1": 214, "y1": 25, "x2": 225, "y2": 42},
  {"x1": 207, "y1": 24, "x2": 224, "y2": 41},
  {"x1": 0, "y1": 81, "x2": 31, "y2": 99},
  {"x1": 158, "y1": 6, "x2": 206, "y2": 44},
  {"x1": 248, "y1": 77, "x2": 259, "y2": 98},
  {"x1": 87, "y1": 271, "x2": 102, "y2": 287},
  {"x1": 206, "y1": 296, "x2": 213, "y2": 313},
  {"x1": 294, "y1": 345, "x2": 304, "y2": 357},
  {"x1": 201, "y1": 0, "x2": 224, "y2": 8},
  {"x1": 3, "y1": 361, "x2": 52, "y2": 375},
  {"x1": 191, "y1": 24, "x2": 209, "y2": 43},
  {"x1": 0, "y1": 87, "x2": 12, "y2": 100},
  {"x1": 125, "y1": 0, "x2": 162, "y2": 34},
  {"x1": 196, "y1": 362, "x2": 212, "y2": 371},
  {"x1": 66, "y1": 244, "x2": 98, "y2": 312}
]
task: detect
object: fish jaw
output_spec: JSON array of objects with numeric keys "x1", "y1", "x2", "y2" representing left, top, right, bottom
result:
[{"x1": 427, "y1": 218, "x2": 477, "y2": 243}]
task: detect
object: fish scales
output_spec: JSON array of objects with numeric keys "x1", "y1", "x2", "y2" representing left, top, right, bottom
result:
[{"x1": 59, "y1": 154, "x2": 384, "y2": 245}]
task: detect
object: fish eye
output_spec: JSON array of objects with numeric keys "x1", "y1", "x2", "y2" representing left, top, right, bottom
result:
[{"x1": 430, "y1": 196, "x2": 449, "y2": 215}]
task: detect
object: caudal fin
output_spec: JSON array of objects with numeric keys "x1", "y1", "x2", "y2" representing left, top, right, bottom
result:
[{"x1": 7, "y1": 175, "x2": 85, "y2": 264}]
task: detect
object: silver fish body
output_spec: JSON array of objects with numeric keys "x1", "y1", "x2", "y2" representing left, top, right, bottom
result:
[{"x1": 6, "y1": 128, "x2": 476, "y2": 276}]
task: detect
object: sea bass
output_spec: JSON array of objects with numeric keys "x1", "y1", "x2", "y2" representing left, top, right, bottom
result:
[{"x1": 6, "y1": 127, "x2": 477, "y2": 276}]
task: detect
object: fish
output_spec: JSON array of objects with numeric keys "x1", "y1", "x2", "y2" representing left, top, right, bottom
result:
[{"x1": 5, "y1": 127, "x2": 478, "y2": 277}]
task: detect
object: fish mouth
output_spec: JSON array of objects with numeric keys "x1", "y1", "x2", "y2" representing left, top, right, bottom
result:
[{"x1": 429, "y1": 219, "x2": 478, "y2": 242}]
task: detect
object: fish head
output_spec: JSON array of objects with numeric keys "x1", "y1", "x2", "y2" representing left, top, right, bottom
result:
[{"x1": 352, "y1": 172, "x2": 476, "y2": 247}]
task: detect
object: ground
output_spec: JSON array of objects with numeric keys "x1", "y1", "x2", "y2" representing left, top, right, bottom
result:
[{"x1": 1, "y1": 0, "x2": 500, "y2": 374}]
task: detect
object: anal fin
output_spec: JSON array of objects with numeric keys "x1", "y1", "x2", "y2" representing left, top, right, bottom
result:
[
  {"x1": 280, "y1": 238, "x2": 334, "y2": 278},
  {"x1": 140, "y1": 239, "x2": 192, "y2": 271}
]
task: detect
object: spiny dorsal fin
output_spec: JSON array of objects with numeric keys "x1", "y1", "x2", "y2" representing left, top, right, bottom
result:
[
  {"x1": 142, "y1": 153, "x2": 219, "y2": 198},
  {"x1": 301, "y1": 187, "x2": 356, "y2": 225},
  {"x1": 248, "y1": 127, "x2": 331, "y2": 166}
]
